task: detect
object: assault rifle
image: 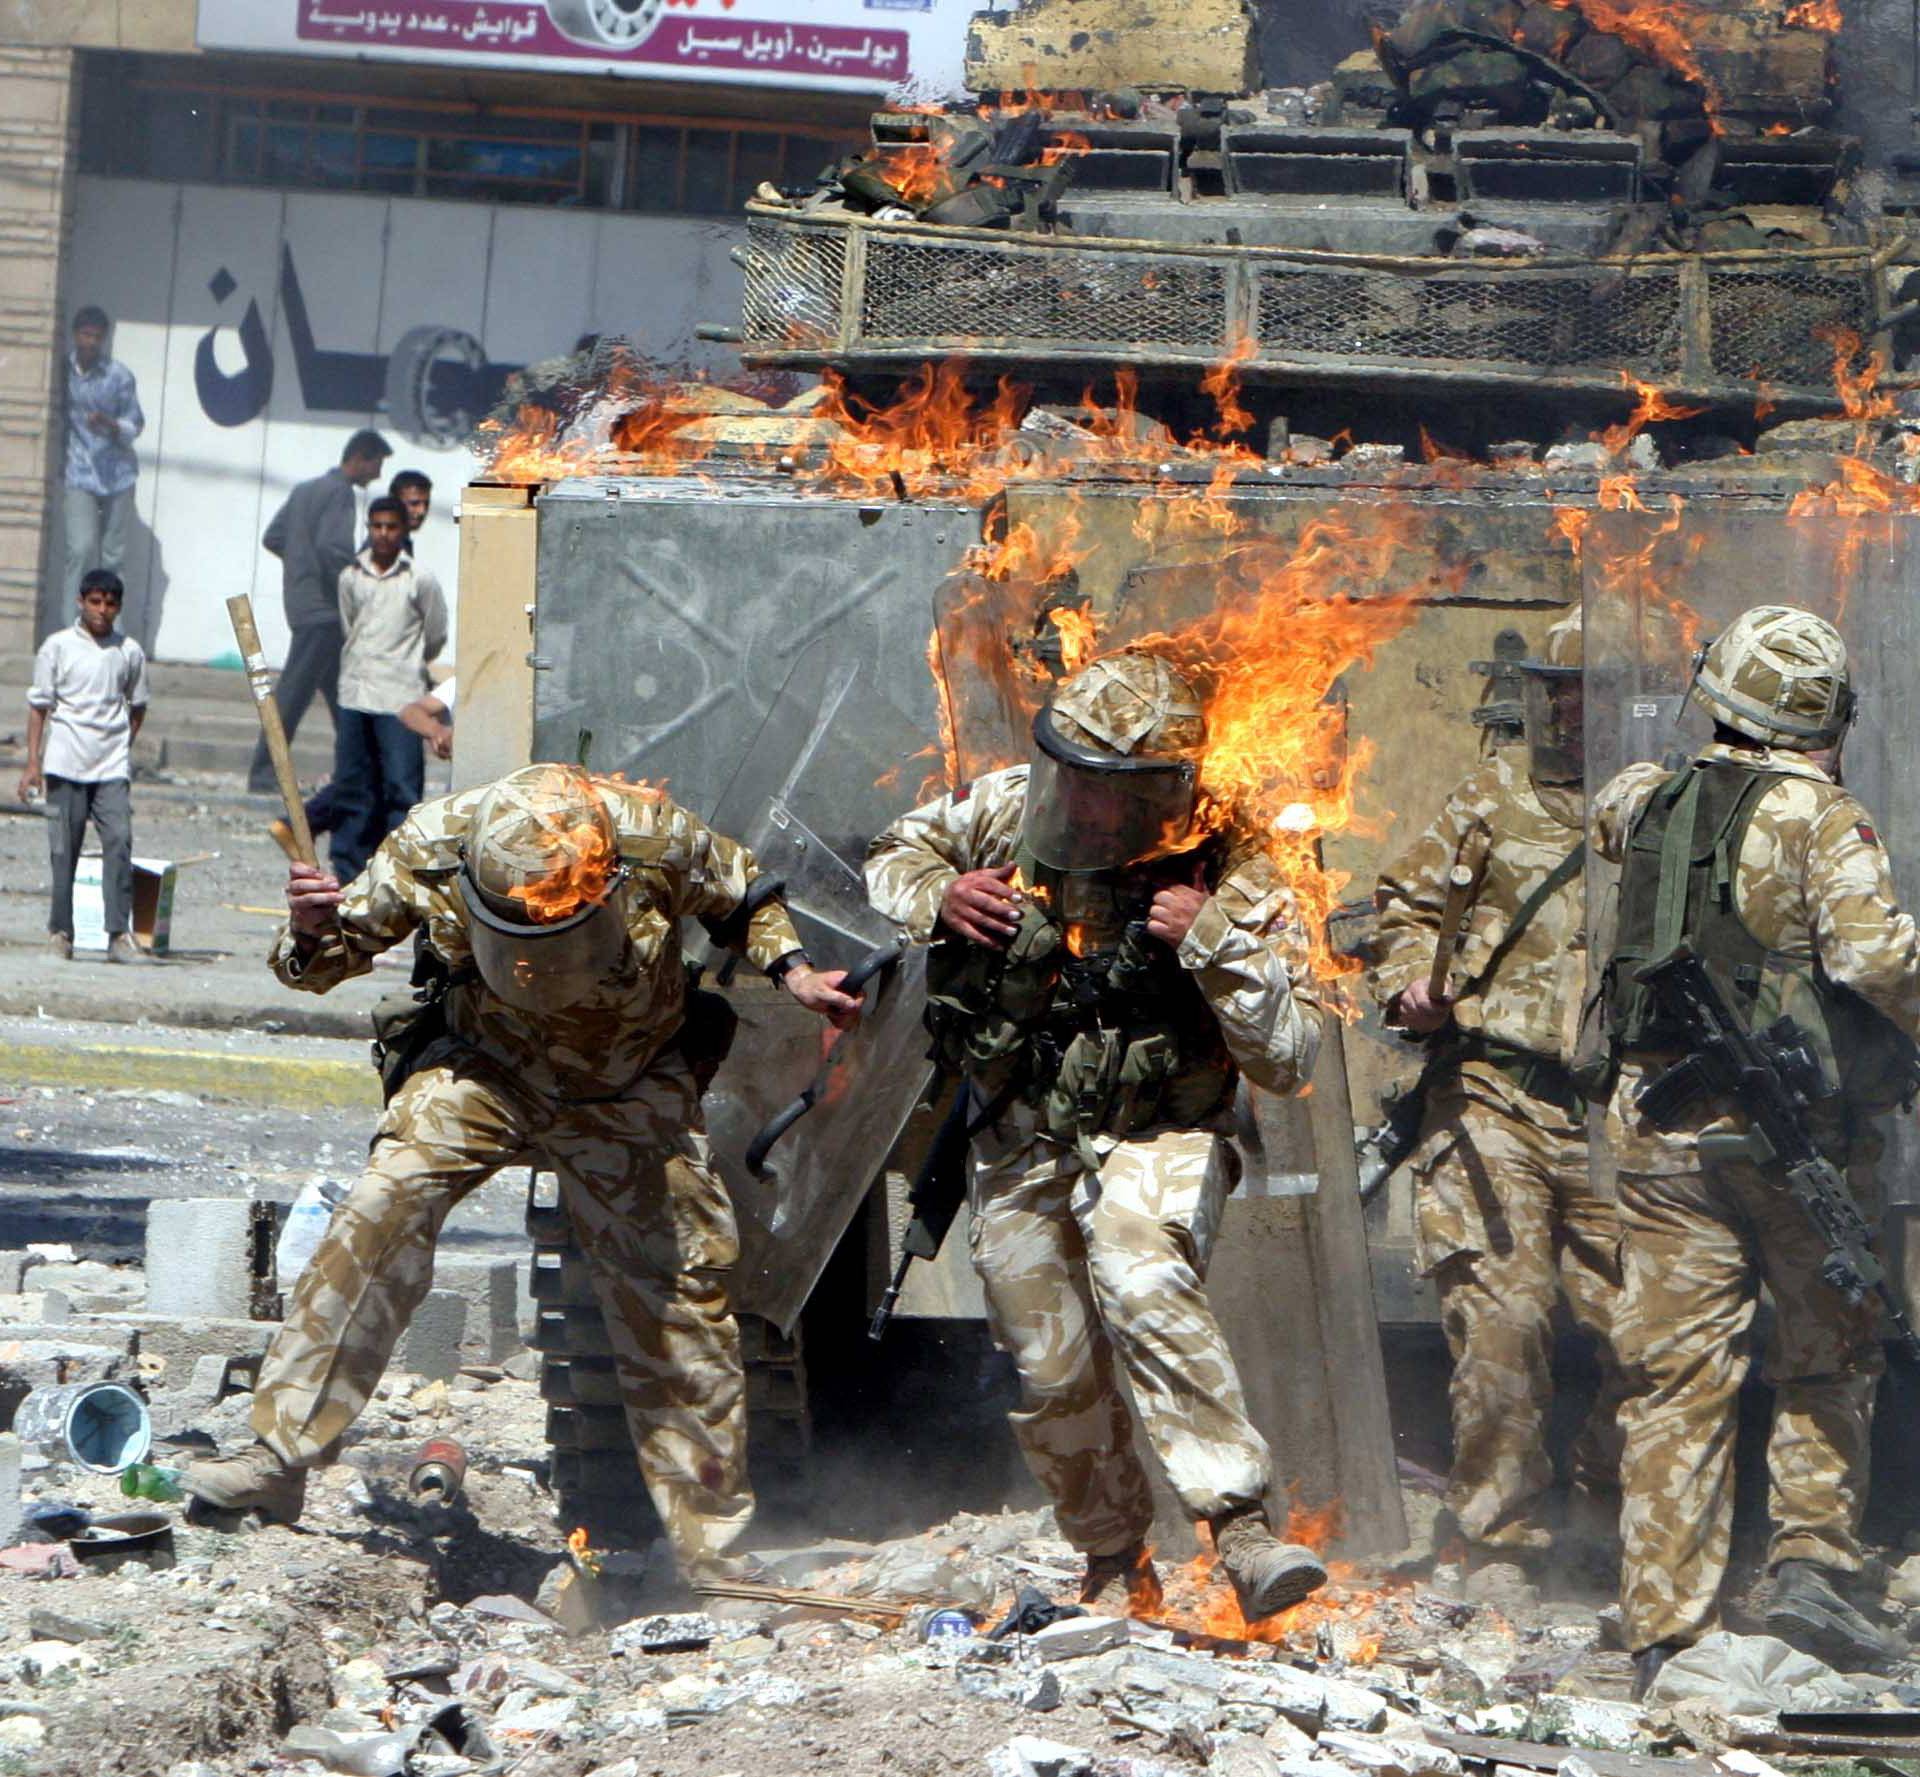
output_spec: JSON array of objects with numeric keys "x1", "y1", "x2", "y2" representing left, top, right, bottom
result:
[{"x1": 1633, "y1": 944, "x2": 1920, "y2": 1363}]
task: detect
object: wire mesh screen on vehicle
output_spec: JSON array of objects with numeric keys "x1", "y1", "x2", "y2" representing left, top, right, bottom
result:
[
  {"x1": 861, "y1": 233, "x2": 1228, "y2": 350},
  {"x1": 1706, "y1": 265, "x2": 1871, "y2": 387},
  {"x1": 740, "y1": 221, "x2": 847, "y2": 347},
  {"x1": 1256, "y1": 263, "x2": 1686, "y2": 376}
]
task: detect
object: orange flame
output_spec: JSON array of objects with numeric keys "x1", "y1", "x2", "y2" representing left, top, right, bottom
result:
[
  {"x1": 1785, "y1": 0, "x2": 1842, "y2": 28},
  {"x1": 1049, "y1": 605, "x2": 1099, "y2": 673},
  {"x1": 1201, "y1": 336, "x2": 1258, "y2": 442},
  {"x1": 1545, "y1": 0, "x2": 1720, "y2": 113},
  {"x1": 505, "y1": 769, "x2": 620, "y2": 925},
  {"x1": 1154, "y1": 1500, "x2": 1411, "y2": 1655}
]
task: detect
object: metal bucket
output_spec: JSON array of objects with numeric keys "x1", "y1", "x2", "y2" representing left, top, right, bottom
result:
[{"x1": 13, "y1": 1381, "x2": 152, "y2": 1472}]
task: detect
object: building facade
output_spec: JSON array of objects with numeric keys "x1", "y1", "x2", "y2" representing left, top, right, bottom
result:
[{"x1": 1, "y1": 0, "x2": 969, "y2": 665}]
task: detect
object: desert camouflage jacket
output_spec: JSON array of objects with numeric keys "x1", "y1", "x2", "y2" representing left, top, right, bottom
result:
[
  {"x1": 1593, "y1": 740, "x2": 1920, "y2": 1172},
  {"x1": 269, "y1": 779, "x2": 801, "y2": 1100},
  {"x1": 863, "y1": 765, "x2": 1322, "y2": 1098},
  {"x1": 1373, "y1": 751, "x2": 1587, "y2": 1121}
]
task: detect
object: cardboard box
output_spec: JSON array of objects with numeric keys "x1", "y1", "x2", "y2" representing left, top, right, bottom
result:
[{"x1": 72, "y1": 855, "x2": 177, "y2": 955}]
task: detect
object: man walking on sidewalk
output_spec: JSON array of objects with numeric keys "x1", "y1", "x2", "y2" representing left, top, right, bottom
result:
[
  {"x1": 17, "y1": 570, "x2": 153, "y2": 965},
  {"x1": 249, "y1": 429, "x2": 392, "y2": 793}
]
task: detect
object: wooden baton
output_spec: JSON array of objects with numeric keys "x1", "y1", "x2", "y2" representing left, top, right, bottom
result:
[
  {"x1": 227, "y1": 594, "x2": 318, "y2": 867},
  {"x1": 1425, "y1": 862, "x2": 1478, "y2": 1002}
]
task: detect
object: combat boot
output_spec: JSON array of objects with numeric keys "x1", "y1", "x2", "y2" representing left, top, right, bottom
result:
[
  {"x1": 1208, "y1": 1506, "x2": 1328, "y2": 1622},
  {"x1": 183, "y1": 1442, "x2": 308, "y2": 1525},
  {"x1": 1631, "y1": 1641, "x2": 1682, "y2": 1702},
  {"x1": 1764, "y1": 1559, "x2": 1905, "y2": 1672},
  {"x1": 1079, "y1": 1543, "x2": 1164, "y2": 1618}
]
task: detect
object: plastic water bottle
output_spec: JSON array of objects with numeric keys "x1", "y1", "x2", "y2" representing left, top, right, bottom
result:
[
  {"x1": 276, "y1": 1177, "x2": 348, "y2": 1292},
  {"x1": 119, "y1": 1463, "x2": 185, "y2": 1503}
]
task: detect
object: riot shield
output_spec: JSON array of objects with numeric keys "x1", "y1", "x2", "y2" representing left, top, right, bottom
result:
[
  {"x1": 701, "y1": 641, "x2": 944, "y2": 1331},
  {"x1": 1582, "y1": 500, "x2": 1920, "y2": 1209}
]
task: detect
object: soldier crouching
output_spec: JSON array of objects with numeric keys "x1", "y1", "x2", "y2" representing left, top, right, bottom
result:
[
  {"x1": 184, "y1": 763, "x2": 859, "y2": 1584},
  {"x1": 865, "y1": 651, "x2": 1328, "y2": 1625}
]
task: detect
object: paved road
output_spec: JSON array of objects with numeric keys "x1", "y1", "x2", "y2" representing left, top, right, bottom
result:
[{"x1": 0, "y1": 1013, "x2": 530, "y2": 1262}]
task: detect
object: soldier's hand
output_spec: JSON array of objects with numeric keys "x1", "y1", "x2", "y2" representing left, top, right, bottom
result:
[
  {"x1": 941, "y1": 864, "x2": 1021, "y2": 948},
  {"x1": 782, "y1": 964, "x2": 864, "y2": 1030},
  {"x1": 1395, "y1": 979, "x2": 1455, "y2": 1035},
  {"x1": 1147, "y1": 882, "x2": 1208, "y2": 948},
  {"x1": 286, "y1": 861, "x2": 344, "y2": 935}
]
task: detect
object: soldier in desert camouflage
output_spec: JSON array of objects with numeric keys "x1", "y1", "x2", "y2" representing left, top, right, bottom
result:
[
  {"x1": 1372, "y1": 613, "x2": 1626, "y2": 1570},
  {"x1": 183, "y1": 763, "x2": 860, "y2": 1583},
  {"x1": 865, "y1": 650, "x2": 1329, "y2": 1624},
  {"x1": 1591, "y1": 606, "x2": 1920, "y2": 1694}
]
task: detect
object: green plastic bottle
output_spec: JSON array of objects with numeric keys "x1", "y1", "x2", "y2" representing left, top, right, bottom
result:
[{"x1": 118, "y1": 1462, "x2": 185, "y2": 1503}]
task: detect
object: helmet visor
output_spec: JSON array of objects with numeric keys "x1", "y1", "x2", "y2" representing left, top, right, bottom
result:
[
  {"x1": 459, "y1": 863, "x2": 630, "y2": 1012},
  {"x1": 1523, "y1": 668, "x2": 1584, "y2": 785},
  {"x1": 1020, "y1": 707, "x2": 1198, "y2": 873}
]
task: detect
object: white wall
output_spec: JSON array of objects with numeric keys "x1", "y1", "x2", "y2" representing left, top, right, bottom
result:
[{"x1": 60, "y1": 175, "x2": 747, "y2": 664}]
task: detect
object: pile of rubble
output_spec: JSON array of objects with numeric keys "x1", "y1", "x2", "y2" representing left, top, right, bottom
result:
[{"x1": 3, "y1": 1346, "x2": 1919, "y2": 1777}]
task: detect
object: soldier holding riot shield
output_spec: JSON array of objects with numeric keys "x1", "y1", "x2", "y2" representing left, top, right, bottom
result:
[
  {"x1": 864, "y1": 651, "x2": 1329, "y2": 1624},
  {"x1": 1590, "y1": 606, "x2": 1920, "y2": 1692},
  {"x1": 1372, "y1": 613, "x2": 1628, "y2": 1571},
  {"x1": 183, "y1": 763, "x2": 859, "y2": 1587}
]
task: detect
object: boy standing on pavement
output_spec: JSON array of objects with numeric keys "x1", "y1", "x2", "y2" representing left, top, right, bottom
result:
[
  {"x1": 16, "y1": 570, "x2": 153, "y2": 964},
  {"x1": 329, "y1": 496, "x2": 446, "y2": 882}
]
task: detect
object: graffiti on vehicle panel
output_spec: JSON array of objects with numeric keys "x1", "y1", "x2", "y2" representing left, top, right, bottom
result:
[{"x1": 194, "y1": 245, "x2": 524, "y2": 447}]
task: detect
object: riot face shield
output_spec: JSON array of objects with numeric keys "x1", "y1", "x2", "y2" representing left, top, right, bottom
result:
[
  {"x1": 701, "y1": 640, "x2": 945, "y2": 1331},
  {"x1": 1022, "y1": 705, "x2": 1199, "y2": 873},
  {"x1": 1522, "y1": 669, "x2": 1584, "y2": 785},
  {"x1": 460, "y1": 866, "x2": 631, "y2": 1012}
]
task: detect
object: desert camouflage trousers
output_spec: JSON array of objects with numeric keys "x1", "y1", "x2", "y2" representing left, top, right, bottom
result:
[
  {"x1": 252, "y1": 1051, "x2": 752, "y2": 1580},
  {"x1": 969, "y1": 1116, "x2": 1271, "y2": 1556},
  {"x1": 1614, "y1": 1146, "x2": 1883, "y2": 1651},
  {"x1": 1411, "y1": 1082, "x2": 1626, "y2": 1551}
]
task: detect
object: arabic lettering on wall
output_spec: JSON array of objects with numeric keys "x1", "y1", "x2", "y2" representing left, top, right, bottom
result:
[{"x1": 299, "y1": 2, "x2": 909, "y2": 78}]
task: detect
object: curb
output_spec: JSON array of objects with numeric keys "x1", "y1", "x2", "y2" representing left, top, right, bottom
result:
[
  {"x1": 0, "y1": 986, "x2": 373, "y2": 1044},
  {"x1": 0, "y1": 1033, "x2": 380, "y2": 1109}
]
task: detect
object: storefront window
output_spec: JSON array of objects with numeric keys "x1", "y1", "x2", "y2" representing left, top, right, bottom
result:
[{"x1": 80, "y1": 64, "x2": 854, "y2": 220}]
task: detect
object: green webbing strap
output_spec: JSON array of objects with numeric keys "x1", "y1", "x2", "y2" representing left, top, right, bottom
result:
[
  {"x1": 1470, "y1": 838, "x2": 1586, "y2": 990},
  {"x1": 1651, "y1": 766, "x2": 1705, "y2": 966}
]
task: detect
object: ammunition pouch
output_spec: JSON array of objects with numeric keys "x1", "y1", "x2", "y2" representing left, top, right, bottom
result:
[{"x1": 925, "y1": 901, "x2": 1232, "y2": 1145}]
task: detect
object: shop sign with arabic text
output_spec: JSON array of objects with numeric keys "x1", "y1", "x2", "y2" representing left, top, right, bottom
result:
[{"x1": 198, "y1": 0, "x2": 969, "y2": 94}]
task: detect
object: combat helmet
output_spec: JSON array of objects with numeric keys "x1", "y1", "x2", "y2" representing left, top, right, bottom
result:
[
  {"x1": 1519, "y1": 611, "x2": 1583, "y2": 784},
  {"x1": 458, "y1": 764, "x2": 629, "y2": 1010},
  {"x1": 1023, "y1": 651, "x2": 1205, "y2": 873},
  {"x1": 1692, "y1": 605, "x2": 1854, "y2": 752}
]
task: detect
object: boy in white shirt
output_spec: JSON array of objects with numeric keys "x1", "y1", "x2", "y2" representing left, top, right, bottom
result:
[
  {"x1": 17, "y1": 570, "x2": 152, "y2": 963},
  {"x1": 328, "y1": 496, "x2": 446, "y2": 880}
]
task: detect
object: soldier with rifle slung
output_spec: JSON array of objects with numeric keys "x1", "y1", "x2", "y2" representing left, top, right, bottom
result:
[
  {"x1": 1590, "y1": 606, "x2": 1920, "y2": 1695},
  {"x1": 864, "y1": 651, "x2": 1328, "y2": 1624},
  {"x1": 1371, "y1": 613, "x2": 1628, "y2": 1572}
]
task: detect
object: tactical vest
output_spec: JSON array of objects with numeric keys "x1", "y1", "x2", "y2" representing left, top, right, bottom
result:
[
  {"x1": 924, "y1": 847, "x2": 1234, "y2": 1150},
  {"x1": 1606, "y1": 759, "x2": 1920, "y2": 1112}
]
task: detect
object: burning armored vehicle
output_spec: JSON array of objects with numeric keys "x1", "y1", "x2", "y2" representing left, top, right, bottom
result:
[{"x1": 450, "y1": 0, "x2": 1920, "y2": 1559}]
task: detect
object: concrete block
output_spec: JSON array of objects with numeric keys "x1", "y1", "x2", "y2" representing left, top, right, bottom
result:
[
  {"x1": 92, "y1": 1314, "x2": 272, "y2": 1375},
  {"x1": 433, "y1": 1258, "x2": 525, "y2": 1364},
  {"x1": 144, "y1": 1199, "x2": 277, "y2": 1321},
  {"x1": 0, "y1": 1253, "x2": 42, "y2": 1295},
  {"x1": 400, "y1": 1290, "x2": 467, "y2": 1383},
  {"x1": 0, "y1": 1433, "x2": 18, "y2": 1547},
  {"x1": 1029, "y1": 1615, "x2": 1130, "y2": 1661},
  {"x1": 965, "y1": 0, "x2": 1256, "y2": 94}
]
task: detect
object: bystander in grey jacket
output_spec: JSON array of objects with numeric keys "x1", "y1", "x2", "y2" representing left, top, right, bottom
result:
[{"x1": 264, "y1": 466, "x2": 362, "y2": 630}]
